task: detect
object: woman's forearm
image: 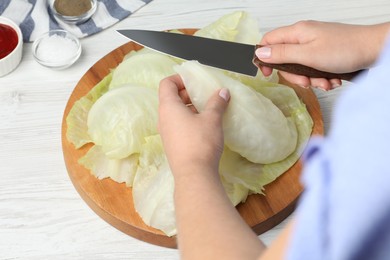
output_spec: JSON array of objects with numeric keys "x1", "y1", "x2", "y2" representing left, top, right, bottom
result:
[
  {"x1": 362, "y1": 22, "x2": 390, "y2": 67},
  {"x1": 174, "y1": 164, "x2": 266, "y2": 260}
]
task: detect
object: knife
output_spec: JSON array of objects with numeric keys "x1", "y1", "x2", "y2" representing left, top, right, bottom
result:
[{"x1": 117, "y1": 29, "x2": 364, "y2": 81}]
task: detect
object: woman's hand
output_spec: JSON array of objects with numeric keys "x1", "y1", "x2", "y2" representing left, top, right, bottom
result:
[
  {"x1": 256, "y1": 21, "x2": 390, "y2": 90},
  {"x1": 159, "y1": 75, "x2": 266, "y2": 260},
  {"x1": 158, "y1": 75, "x2": 230, "y2": 178}
]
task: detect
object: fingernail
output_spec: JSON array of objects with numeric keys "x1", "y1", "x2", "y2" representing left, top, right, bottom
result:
[
  {"x1": 255, "y1": 47, "x2": 271, "y2": 59},
  {"x1": 331, "y1": 83, "x2": 341, "y2": 89},
  {"x1": 317, "y1": 86, "x2": 328, "y2": 92},
  {"x1": 219, "y1": 88, "x2": 230, "y2": 102}
]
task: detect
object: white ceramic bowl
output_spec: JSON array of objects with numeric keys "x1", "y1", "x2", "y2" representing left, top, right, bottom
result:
[
  {"x1": 32, "y1": 29, "x2": 82, "y2": 70},
  {"x1": 0, "y1": 17, "x2": 23, "y2": 77}
]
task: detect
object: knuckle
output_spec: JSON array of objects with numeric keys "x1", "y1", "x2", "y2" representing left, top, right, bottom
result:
[
  {"x1": 294, "y1": 20, "x2": 316, "y2": 31},
  {"x1": 278, "y1": 44, "x2": 288, "y2": 61},
  {"x1": 296, "y1": 20, "x2": 311, "y2": 26}
]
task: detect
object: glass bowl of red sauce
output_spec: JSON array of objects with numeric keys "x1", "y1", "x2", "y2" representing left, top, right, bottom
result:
[{"x1": 0, "y1": 16, "x2": 23, "y2": 77}]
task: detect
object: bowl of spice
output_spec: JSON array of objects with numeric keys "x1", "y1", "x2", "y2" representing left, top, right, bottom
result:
[
  {"x1": 48, "y1": 0, "x2": 97, "y2": 25},
  {"x1": 32, "y1": 29, "x2": 81, "y2": 70},
  {"x1": 0, "y1": 16, "x2": 23, "y2": 77}
]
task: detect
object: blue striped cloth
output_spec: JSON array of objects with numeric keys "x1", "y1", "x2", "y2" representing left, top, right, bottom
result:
[{"x1": 0, "y1": 0, "x2": 152, "y2": 42}]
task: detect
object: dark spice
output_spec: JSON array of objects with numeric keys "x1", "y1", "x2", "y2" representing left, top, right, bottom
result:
[{"x1": 54, "y1": 0, "x2": 92, "y2": 16}]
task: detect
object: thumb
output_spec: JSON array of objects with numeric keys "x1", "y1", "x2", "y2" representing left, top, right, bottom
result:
[
  {"x1": 255, "y1": 44, "x2": 308, "y2": 65},
  {"x1": 203, "y1": 88, "x2": 230, "y2": 118}
]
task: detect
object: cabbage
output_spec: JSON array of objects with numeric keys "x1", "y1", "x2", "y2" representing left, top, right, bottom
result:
[
  {"x1": 194, "y1": 11, "x2": 278, "y2": 83},
  {"x1": 109, "y1": 52, "x2": 179, "y2": 90},
  {"x1": 66, "y1": 10, "x2": 314, "y2": 237},
  {"x1": 122, "y1": 47, "x2": 155, "y2": 61},
  {"x1": 219, "y1": 85, "x2": 313, "y2": 196},
  {"x1": 225, "y1": 69, "x2": 279, "y2": 89},
  {"x1": 87, "y1": 85, "x2": 159, "y2": 159},
  {"x1": 194, "y1": 11, "x2": 261, "y2": 45},
  {"x1": 175, "y1": 61, "x2": 298, "y2": 164},
  {"x1": 253, "y1": 84, "x2": 313, "y2": 186},
  {"x1": 220, "y1": 174, "x2": 249, "y2": 206},
  {"x1": 132, "y1": 135, "x2": 176, "y2": 236},
  {"x1": 66, "y1": 73, "x2": 112, "y2": 148},
  {"x1": 220, "y1": 147, "x2": 265, "y2": 194},
  {"x1": 79, "y1": 145, "x2": 139, "y2": 187}
]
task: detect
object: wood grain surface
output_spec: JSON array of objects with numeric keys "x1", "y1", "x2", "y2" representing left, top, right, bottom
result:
[{"x1": 61, "y1": 29, "x2": 323, "y2": 248}]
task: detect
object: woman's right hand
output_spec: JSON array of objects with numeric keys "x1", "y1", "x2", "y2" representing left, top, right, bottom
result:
[{"x1": 256, "y1": 21, "x2": 390, "y2": 90}]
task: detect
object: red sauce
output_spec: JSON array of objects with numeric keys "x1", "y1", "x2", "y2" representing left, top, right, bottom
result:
[{"x1": 0, "y1": 23, "x2": 18, "y2": 59}]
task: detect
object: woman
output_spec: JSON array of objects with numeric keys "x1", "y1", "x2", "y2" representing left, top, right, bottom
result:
[{"x1": 158, "y1": 21, "x2": 390, "y2": 259}]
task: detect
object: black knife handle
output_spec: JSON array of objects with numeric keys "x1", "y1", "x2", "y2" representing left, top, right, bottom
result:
[{"x1": 253, "y1": 45, "x2": 367, "y2": 81}]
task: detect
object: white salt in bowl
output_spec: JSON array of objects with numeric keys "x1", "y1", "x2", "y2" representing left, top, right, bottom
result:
[
  {"x1": 32, "y1": 29, "x2": 81, "y2": 70},
  {"x1": 0, "y1": 16, "x2": 23, "y2": 77}
]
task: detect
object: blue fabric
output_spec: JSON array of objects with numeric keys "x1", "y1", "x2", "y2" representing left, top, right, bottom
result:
[
  {"x1": 287, "y1": 36, "x2": 390, "y2": 260},
  {"x1": 0, "y1": 0, "x2": 153, "y2": 42}
]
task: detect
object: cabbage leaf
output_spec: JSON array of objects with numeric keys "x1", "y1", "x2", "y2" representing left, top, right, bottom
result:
[
  {"x1": 87, "y1": 85, "x2": 159, "y2": 159},
  {"x1": 220, "y1": 174, "x2": 249, "y2": 206},
  {"x1": 132, "y1": 135, "x2": 176, "y2": 236},
  {"x1": 253, "y1": 84, "x2": 313, "y2": 186},
  {"x1": 194, "y1": 10, "x2": 278, "y2": 83},
  {"x1": 219, "y1": 84, "x2": 313, "y2": 198},
  {"x1": 109, "y1": 52, "x2": 179, "y2": 90},
  {"x1": 66, "y1": 73, "x2": 112, "y2": 148},
  {"x1": 175, "y1": 61, "x2": 298, "y2": 164},
  {"x1": 79, "y1": 145, "x2": 139, "y2": 187},
  {"x1": 194, "y1": 11, "x2": 261, "y2": 45}
]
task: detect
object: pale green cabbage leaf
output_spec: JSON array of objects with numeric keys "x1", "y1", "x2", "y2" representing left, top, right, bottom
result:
[
  {"x1": 87, "y1": 85, "x2": 159, "y2": 159},
  {"x1": 252, "y1": 84, "x2": 314, "y2": 186},
  {"x1": 109, "y1": 52, "x2": 179, "y2": 90},
  {"x1": 175, "y1": 61, "x2": 298, "y2": 164},
  {"x1": 66, "y1": 73, "x2": 112, "y2": 148},
  {"x1": 132, "y1": 135, "x2": 176, "y2": 236},
  {"x1": 220, "y1": 174, "x2": 249, "y2": 206},
  {"x1": 219, "y1": 84, "x2": 313, "y2": 203},
  {"x1": 194, "y1": 11, "x2": 261, "y2": 45},
  {"x1": 194, "y1": 10, "x2": 278, "y2": 83},
  {"x1": 79, "y1": 145, "x2": 139, "y2": 187},
  {"x1": 220, "y1": 147, "x2": 264, "y2": 194}
]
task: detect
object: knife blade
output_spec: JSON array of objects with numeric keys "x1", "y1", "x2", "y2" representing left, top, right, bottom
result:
[{"x1": 117, "y1": 29, "x2": 364, "y2": 81}]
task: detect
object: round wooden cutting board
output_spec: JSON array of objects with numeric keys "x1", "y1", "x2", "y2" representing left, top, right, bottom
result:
[{"x1": 61, "y1": 29, "x2": 324, "y2": 248}]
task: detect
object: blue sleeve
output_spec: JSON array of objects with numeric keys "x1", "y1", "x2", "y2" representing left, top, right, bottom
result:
[{"x1": 287, "y1": 36, "x2": 390, "y2": 260}]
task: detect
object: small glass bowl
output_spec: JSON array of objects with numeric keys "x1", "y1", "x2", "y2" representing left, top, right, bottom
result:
[
  {"x1": 32, "y1": 29, "x2": 81, "y2": 70},
  {"x1": 48, "y1": 0, "x2": 97, "y2": 25}
]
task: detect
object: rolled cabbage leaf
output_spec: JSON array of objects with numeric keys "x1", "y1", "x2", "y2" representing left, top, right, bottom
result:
[
  {"x1": 253, "y1": 84, "x2": 314, "y2": 186},
  {"x1": 219, "y1": 85, "x2": 313, "y2": 195},
  {"x1": 175, "y1": 61, "x2": 298, "y2": 164},
  {"x1": 87, "y1": 85, "x2": 159, "y2": 159}
]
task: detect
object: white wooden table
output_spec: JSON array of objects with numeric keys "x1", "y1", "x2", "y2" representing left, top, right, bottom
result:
[{"x1": 1, "y1": 0, "x2": 389, "y2": 259}]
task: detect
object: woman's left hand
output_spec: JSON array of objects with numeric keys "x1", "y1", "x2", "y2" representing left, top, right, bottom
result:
[{"x1": 158, "y1": 74, "x2": 230, "y2": 178}]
